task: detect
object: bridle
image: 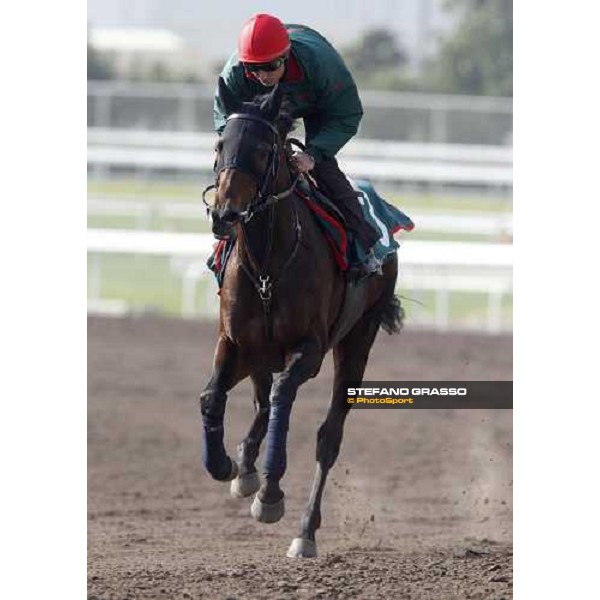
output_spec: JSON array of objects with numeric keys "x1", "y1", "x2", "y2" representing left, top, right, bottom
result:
[
  {"x1": 202, "y1": 113, "x2": 299, "y2": 222},
  {"x1": 202, "y1": 112, "x2": 303, "y2": 336}
]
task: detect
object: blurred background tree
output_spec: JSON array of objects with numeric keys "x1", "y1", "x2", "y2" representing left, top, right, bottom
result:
[
  {"x1": 425, "y1": 0, "x2": 512, "y2": 96},
  {"x1": 344, "y1": 28, "x2": 408, "y2": 73},
  {"x1": 339, "y1": 1, "x2": 512, "y2": 96},
  {"x1": 342, "y1": 28, "x2": 421, "y2": 92}
]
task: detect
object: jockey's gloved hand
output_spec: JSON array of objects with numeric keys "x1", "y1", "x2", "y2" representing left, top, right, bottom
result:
[{"x1": 291, "y1": 152, "x2": 315, "y2": 173}]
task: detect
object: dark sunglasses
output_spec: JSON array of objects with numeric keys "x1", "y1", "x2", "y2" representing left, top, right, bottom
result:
[{"x1": 244, "y1": 56, "x2": 286, "y2": 73}]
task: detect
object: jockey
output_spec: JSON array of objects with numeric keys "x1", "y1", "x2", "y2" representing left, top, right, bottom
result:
[{"x1": 214, "y1": 13, "x2": 383, "y2": 275}]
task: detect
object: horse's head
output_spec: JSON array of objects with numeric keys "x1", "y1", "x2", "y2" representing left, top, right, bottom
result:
[{"x1": 210, "y1": 77, "x2": 287, "y2": 237}]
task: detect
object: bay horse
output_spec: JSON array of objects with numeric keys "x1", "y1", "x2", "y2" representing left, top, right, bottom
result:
[{"x1": 200, "y1": 77, "x2": 403, "y2": 558}]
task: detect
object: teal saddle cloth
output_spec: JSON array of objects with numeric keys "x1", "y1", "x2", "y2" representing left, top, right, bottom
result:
[
  {"x1": 207, "y1": 178, "x2": 414, "y2": 286},
  {"x1": 347, "y1": 178, "x2": 414, "y2": 265}
]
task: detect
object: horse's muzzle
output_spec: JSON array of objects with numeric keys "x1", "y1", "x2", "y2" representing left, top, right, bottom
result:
[{"x1": 211, "y1": 207, "x2": 240, "y2": 239}]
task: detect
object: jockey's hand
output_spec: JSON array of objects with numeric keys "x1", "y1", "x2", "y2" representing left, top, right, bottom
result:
[{"x1": 291, "y1": 152, "x2": 316, "y2": 173}]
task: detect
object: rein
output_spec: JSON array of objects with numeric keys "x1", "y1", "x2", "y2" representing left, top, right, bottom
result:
[{"x1": 202, "y1": 114, "x2": 304, "y2": 338}]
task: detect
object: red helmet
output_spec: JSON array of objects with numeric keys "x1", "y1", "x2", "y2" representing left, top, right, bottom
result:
[{"x1": 237, "y1": 14, "x2": 291, "y2": 63}]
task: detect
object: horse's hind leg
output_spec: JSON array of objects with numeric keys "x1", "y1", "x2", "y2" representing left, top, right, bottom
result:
[
  {"x1": 230, "y1": 371, "x2": 272, "y2": 498},
  {"x1": 287, "y1": 313, "x2": 381, "y2": 558},
  {"x1": 200, "y1": 335, "x2": 249, "y2": 482}
]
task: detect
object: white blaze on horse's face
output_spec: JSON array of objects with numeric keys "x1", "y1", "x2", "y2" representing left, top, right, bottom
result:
[{"x1": 216, "y1": 168, "x2": 257, "y2": 218}]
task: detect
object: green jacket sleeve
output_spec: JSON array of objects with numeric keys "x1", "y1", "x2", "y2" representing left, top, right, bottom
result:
[
  {"x1": 213, "y1": 54, "x2": 252, "y2": 134},
  {"x1": 304, "y1": 71, "x2": 363, "y2": 162}
]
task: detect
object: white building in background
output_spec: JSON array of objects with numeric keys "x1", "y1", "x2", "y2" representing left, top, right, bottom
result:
[
  {"x1": 89, "y1": 27, "x2": 204, "y2": 79},
  {"x1": 90, "y1": 27, "x2": 184, "y2": 53}
]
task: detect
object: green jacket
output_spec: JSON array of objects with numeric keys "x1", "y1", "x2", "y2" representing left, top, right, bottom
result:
[{"x1": 214, "y1": 24, "x2": 363, "y2": 163}]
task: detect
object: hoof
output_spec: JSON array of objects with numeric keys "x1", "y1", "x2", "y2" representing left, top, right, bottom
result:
[
  {"x1": 250, "y1": 495, "x2": 285, "y2": 524},
  {"x1": 230, "y1": 470, "x2": 260, "y2": 498},
  {"x1": 220, "y1": 458, "x2": 238, "y2": 482},
  {"x1": 287, "y1": 537, "x2": 317, "y2": 558}
]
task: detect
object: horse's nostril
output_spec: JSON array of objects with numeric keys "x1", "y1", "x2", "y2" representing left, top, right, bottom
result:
[{"x1": 222, "y1": 209, "x2": 239, "y2": 224}]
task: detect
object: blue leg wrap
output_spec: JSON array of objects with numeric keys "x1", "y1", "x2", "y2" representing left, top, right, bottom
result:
[{"x1": 262, "y1": 397, "x2": 292, "y2": 481}]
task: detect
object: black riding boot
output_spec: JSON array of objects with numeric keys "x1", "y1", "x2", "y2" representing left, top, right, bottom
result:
[{"x1": 311, "y1": 157, "x2": 381, "y2": 252}]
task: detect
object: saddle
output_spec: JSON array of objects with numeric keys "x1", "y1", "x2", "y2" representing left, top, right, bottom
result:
[
  {"x1": 295, "y1": 175, "x2": 414, "y2": 270},
  {"x1": 298, "y1": 176, "x2": 346, "y2": 225},
  {"x1": 207, "y1": 176, "x2": 414, "y2": 287}
]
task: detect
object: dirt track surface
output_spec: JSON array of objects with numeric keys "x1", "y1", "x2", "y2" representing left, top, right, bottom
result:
[{"x1": 88, "y1": 317, "x2": 513, "y2": 599}]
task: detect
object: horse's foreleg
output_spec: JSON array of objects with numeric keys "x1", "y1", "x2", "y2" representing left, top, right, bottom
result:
[
  {"x1": 288, "y1": 314, "x2": 381, "y2": 558},
  {"x1": 230, "y1": 371, "x2": 272, "y2": 498},
  {"x1": 251, "y1": 340, "x2": 323, "y2": 524},
  {"x1": 200, "y1": 335, "x2": 248, "y2": 481}
]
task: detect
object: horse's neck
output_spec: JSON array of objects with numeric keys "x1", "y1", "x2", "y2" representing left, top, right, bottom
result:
[{"x1": 237, "y1": 154, "x2": 297, "y2": 273}]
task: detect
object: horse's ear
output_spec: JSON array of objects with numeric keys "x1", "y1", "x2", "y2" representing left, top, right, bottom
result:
[
  {"x1": 260, "y1": 84, "x2": 283, "y2": 122},
  {"x1": 217, "y1": 77, "x2": 241, "y2": 116}
]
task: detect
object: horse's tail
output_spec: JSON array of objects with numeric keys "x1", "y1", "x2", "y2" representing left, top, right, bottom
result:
[
  {"x1": 379, "y1": 291, "x2": 404, "y2": 335},
  {"x1": 365, "y1": 257, "x2": 404, "y2": 335}
]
